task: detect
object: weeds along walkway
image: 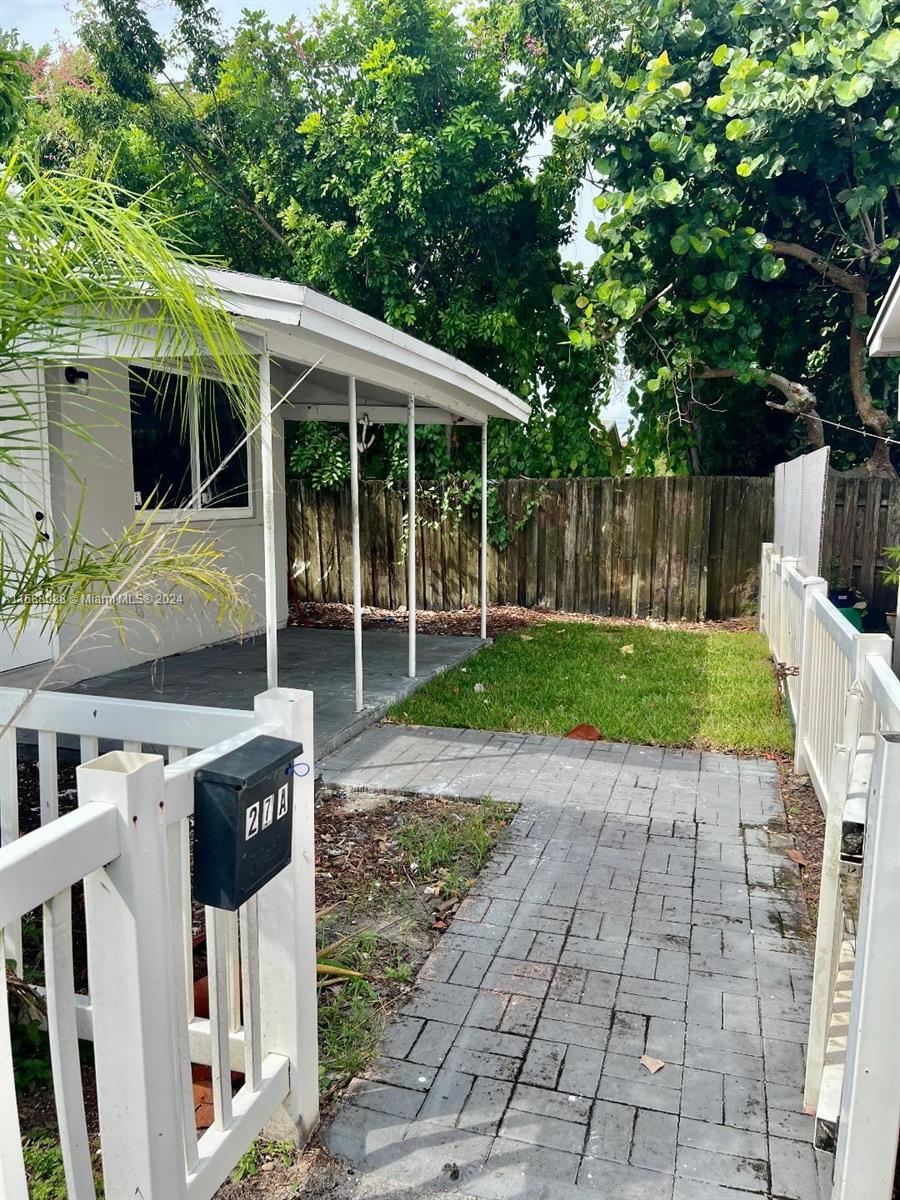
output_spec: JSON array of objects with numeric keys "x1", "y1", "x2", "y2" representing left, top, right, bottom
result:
[{"x1": 320, "y1": 726, "x2": 832, "y2": 1200}]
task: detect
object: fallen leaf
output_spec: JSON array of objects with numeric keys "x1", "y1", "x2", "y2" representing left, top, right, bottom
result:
[
  {"x1": 640, "y1": 1055, "x2": 665, "y2": 1074},
  {"x1": 566, "y1": 723, "x2": 601, "y2": 741},
  {"x1": 787, "y1": 847, "x2": 808, "y2": 867},
  {"x1": 521, "y1": 634, "x2": 534, "y2": 640},
  {"x1": 620, "y1": 644, "x2": 635, "y2": 655},
  {"x1": 474, "y1": 682, "x2": 485, "y2": 693}
]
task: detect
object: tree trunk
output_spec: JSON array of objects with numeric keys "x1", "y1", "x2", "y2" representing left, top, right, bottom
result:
[{"x1": 849, "y1": 289, "x2": 895, "y2": 478}]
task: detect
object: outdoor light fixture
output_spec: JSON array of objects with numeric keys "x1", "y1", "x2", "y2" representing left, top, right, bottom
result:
[{"x1": 64, "y1": 365, "x2": 90, "y2": 393}]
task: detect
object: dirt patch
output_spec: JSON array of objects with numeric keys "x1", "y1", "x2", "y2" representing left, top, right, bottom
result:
[
  {"x1": 290, "y1": 600, "x2": 756, "y2": 637},
  {"x1": 778, "y1": 761, "x2": 826, "y2": 924}
]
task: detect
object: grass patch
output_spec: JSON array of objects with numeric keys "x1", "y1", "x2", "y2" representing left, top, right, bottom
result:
[
  {"x1": 315, "y1": 795, "x2": 515, "y2": 1099},
  {"x1": 396, "y1": 795, "x2": 512, "y2": 888},
  {"x1": 24, "y1": 1133, "x2": 104, "y2": 1199},
  {"x1": 391, "y1": 623, "x2": 791, "y2": 755},
  {"x1": 231, "y1": 1138, "x2": 294, "y2": 1182}
]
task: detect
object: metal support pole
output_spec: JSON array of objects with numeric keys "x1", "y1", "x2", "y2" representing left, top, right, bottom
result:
[
  {"x1": 259, "y1": 349, "x2": 278, "y2": 689},
  {"x1": 407, "y1": 396, "x2": 416, "y2": 678},
  {"x1": 480, "y1": 422, "x2": 488, "y2": 641},
  {"x1": 348, "y1": 377, "x2": 363, "y2": 711}
]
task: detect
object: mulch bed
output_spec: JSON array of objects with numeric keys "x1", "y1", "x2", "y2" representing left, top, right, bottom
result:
[
  {"x1": 777, "y1": 761, "x2": 826, "y2": 924},
  {"x1": 289, "y1": 600, "x2": 757, "y2": 637}
]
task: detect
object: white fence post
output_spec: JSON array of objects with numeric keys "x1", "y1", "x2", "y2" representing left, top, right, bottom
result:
[
  {"x1": 759, "y1": 543, "x2": 773, "y2": 634},
  {"x1": 853, "y1": 634, "x2": 893, "y2": 728},
  {"x1": 79, "y1": 750, "x2": 187, "y2": 1200},
  {"x1": 253, "y1": 688, "x2": 319, "y2": 1143},
  {"x1": 833, "y1": 731, "x2": 900, "y2": 1199},
  {"x1": 775, "y1": 555, "x2": 799, "y2": 665},
  {"x1": 794, "y1": 576, "x2": 828, "y2": 776}
]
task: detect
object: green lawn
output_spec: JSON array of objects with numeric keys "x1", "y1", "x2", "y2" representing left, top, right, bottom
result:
[{"x1": 391, "y1": 622, "x2": 792, "y2": 755}]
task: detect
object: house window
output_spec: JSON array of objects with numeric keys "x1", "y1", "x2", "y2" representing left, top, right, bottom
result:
[{"x1": 129, "y1": 367, "x2": 250, "y2": 515}]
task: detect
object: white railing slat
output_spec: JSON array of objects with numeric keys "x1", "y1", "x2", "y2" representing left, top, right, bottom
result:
[
  {"x1": 80, "y1": 735, "x2": 99, "y2": 763},
  {"x1": 44, "y1": 887, "x2": 97, "y2": 1200},
  {"x1": 0, "y1": 973, "x2": 28, "y2": 1199},
  {"x1": 39, "y1": 727, "x2": 95, "y2": 1199},
  {"x1": 206, "y1": 906, "x2": 234, "y2": 1132},
  {"x1": 0, "y1": 728, "x2": 23, "y2": 973},
  {"x1": 167, "y1": 821, "x2": 200, "y2": 1173},
  {"x1": 239, "y1": 896, "x2": 262, "y2": 1092}
]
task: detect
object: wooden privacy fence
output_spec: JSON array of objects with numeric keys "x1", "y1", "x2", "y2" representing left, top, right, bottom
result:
[
  {"x1": 821, "y1": 474, "x2": 900, "y2": 612},
  {"x1": 288, "y1": 476, "x2": 775, "y2": 622}
]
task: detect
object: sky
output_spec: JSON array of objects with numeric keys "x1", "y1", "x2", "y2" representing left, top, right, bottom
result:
[{"x1": 3, "y1": 0, "x2": 630, "y2": 428}]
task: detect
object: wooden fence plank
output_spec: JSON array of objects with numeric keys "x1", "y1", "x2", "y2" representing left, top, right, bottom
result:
[
  {"x1": 666, "y1": 478, "x2": 691, "y2": 620},
  {"x1": 710, "y1": 475, "x2": 729, "y2": 614},
  {"x1": 657, "y1": 477, "x2": 674, "y2": 617},
  {"x1": 634, "y1": 477, "x2": 655, "y2": 619},
  {"x1": 684, "y1": 476, "x2": 706, "y2": 622}
]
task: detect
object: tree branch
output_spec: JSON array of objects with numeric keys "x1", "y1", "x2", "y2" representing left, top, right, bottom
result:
[
  {"x1": 767, "y1": 239, "x2": 865, "y2": 294},
  {"x1": 698, "y1": 367, "x2": 824, "y2": 451}
]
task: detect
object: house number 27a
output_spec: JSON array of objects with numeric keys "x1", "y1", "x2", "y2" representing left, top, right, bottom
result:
[{"x1": 245, "y1": 783, "x2": 291, "y2": 840}]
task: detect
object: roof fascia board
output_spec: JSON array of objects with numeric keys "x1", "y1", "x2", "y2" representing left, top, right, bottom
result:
[
  {"x1": 259, "y1": 324, "x2": 490, "y2": 424},
  {"x1": 211, "y1": 269, "x2": 528, "y2": 423},
  {"x1": 868, "y1": 264, "x2": 900, "y2": 357},
  {"x1": 296, "y1": 298, "x2": 527, "y2": 421}
]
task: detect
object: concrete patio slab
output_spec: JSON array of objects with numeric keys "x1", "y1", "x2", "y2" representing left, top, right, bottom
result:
[
  {"x1": 25, "y1": 628, "x2": 480, "y2": 756},
  {"x1": 320, "y1": 725, "x2": 832, "y2": 1200}
]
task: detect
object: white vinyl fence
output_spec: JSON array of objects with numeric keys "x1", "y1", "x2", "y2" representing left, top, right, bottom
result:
[
  {"x1": 760, "y1": 543, "x2": 900, "y2": 1200},
  {"x1": 0, "y1": 685, "x2": 318, "y2": 1200}
]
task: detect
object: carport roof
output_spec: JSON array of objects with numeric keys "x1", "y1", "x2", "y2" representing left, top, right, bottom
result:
[{"x1": 207, "y1": 268, "x2": 531, "y2": 426}]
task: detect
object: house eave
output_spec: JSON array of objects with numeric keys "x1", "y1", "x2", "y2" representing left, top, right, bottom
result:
[{"x1": 205, "y1": 268, "x2": 530, "y2": 424}]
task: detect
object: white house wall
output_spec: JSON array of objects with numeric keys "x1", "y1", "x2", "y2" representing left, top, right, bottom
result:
[{"x1": 33, "y1": 359, "x2": 288, "y2": 685}]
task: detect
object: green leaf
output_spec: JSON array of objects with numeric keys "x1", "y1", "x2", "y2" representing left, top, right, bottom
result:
[
  {"x1": 670, "y1": 80, "x2": 691, "y2": 98},
  {"x1": 652, "y1": 178, "x2": 685, "y2": 204},
  {"x1": 725, "y1": 117, "x2": 752, "y2": 141},
  {"x1": 867, "y1": 29, "x2": 900, "y2": 66},
  {"x1": 670, "y1": 233, "x2": 690, "y2": 254},
  {"x1": 706, "y1": 94, "x2": 729, "y2": 113},
  {"x1": 712, "y1": 44, "x2": 731, "y2": 66},
  {"x1": 855, "y1": 0, "x2": 883, "y2": 28}
]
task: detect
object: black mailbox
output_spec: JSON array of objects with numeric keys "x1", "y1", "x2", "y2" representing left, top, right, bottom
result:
[{"x1": 193, "y1": 734, "x2": 302, "y2": 910}]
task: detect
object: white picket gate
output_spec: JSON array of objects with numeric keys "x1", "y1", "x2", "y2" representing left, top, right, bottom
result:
[
  {"x1": 760, "y1": 542, "x2": 900, "y2": 1200},
  {"x1": 0, "y1": 685, "x2": 318, "y2": 1200}
]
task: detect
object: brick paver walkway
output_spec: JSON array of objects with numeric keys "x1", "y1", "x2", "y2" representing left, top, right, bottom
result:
[{"x1": 321, "y1": 726, "x2": 831, "y2": 1200}]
